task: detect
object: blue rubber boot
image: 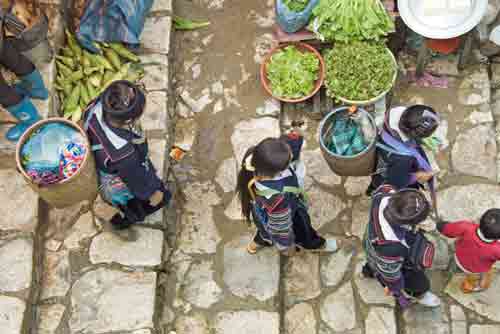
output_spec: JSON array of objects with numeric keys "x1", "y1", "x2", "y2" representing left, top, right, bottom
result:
[
  {"x1": 14, "y1": 69, "x2": 49, "y2": 100},
  {"x1": 5, "y1": 97, "x2": 41, "y2": 142}
]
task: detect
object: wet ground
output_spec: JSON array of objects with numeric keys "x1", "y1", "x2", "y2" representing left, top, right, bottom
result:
[{"x1": 167, "y1": 1, "x2": 500, "y2": 333}]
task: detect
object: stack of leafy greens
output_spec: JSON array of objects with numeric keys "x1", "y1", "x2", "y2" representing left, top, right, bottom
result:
[
  {"x1": 309, "y1": 0, "x2": 394, "y2": 42},
  {"x1": 324, "y1": 41, "x2": 396, "y2": 101},
  {"x1": 283, "y1": 0, "x2": 309, "y2": 12},
  {"x1": 266, "y1": 45, "x2": 320, "y2": 99}
]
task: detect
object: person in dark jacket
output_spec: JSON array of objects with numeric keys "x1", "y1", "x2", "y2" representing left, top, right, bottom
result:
[
  {"x1": 236, "y1": 128, "x2": 345, "y2": 255},
  {"x1": 367, "y1": 105, "x2": 440, "y2": 195},
  {"x1": 0, "y1": 39, "x2": 48, "y2": 141},
  {"x1": 362, "y1": 184, "x2": 441, "y2": 309},
  {"x1": 84, "y1": 80, "x2": 171, "y2": 240}
]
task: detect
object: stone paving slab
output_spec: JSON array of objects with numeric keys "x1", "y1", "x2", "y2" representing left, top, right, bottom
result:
[
  {"x1": 142, "y1": 91, "x2": 169, "y2": 133},
  {"x1": 142, "y1": 16, "x2": 172, "y2": 54},
  {"x1": 0, "y1": 169, "x2": 38, "y2": 232},
  {"x1": 320, "y1": 282, "x2": 357, "y2": 332},
  {"x1": 437, "y1": 184, "x2": 500, "y2": 221},
  {"x1": 0, "y1": 296, "x2": 26, "y2": 334},
  {"x1": 446, "y1": 273, "x2": 500, "y2": 322},
  {"x1": 214, "y1": 311, "x2": 280, "y2": 334},
  {"x1": 69, "y1": 269, "x2": 157, "y2": 334},
  {"x1": 285, "y1": 303, "x2": 316, "y2": 334},
  {"x1": 181, "y1": 259, "x2": 223, "y2": 309},
  {"x1": 89, "y1": 227, "x2": 164, "y2": 266},
  {"x1": 223, "y1": 234, "x2": 280, "y2": 301},
  {"x1": 40, "y1": 249, "x2": 71, "y2": 300},
  {"x1": 37, "y1": 304, "x2": 66, "y2": 334},
  {"x1": 0, "y1": 238, "x2": 33, "y2": 293},
  {"x1": 404, "y1": 305, "x2": 450, "y2": 334},
  {"x1": 284, "y1": 252, "x2": 321, "y2": 305},
  {"x1": 139, "y1": 54, "x2": 169, "y2": 91},
  {"x1": 365, "y1": 307, "x2": 397, "y2": 334}
]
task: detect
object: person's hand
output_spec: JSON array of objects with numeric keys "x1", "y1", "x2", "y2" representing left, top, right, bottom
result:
[
  {"x1": 149, "y1": 190, "x2": 164, "y2": 207},
  {"x1": 415, "y1": 171, "x2": 434, "y2": 183}
]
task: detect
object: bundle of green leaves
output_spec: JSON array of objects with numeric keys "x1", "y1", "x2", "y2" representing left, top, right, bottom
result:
[
  {"x1": 283, "y1": 0, "x2": 309, "y2": 12},
  {"x1": 324, "y1": 41, "x2": 396, "y2": 101},
  {"x1": 309, "y1": 0, "x2": 394, "y2": 42},
  {"x1": 266, "y1": 45, "x2": 320, "y2": 99}
]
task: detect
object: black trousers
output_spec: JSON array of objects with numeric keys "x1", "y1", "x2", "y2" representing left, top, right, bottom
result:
[
  {"x1": 111, "y1": 192, "x2": 170, "y2": 229},
  {"x1": 363, "y1": 264, "x2": 430, "y2": 298},
  {"x1": 402, "y1": 268, "x2": 430, "y2": 298},
  {"x1": 0, "y1": 39, "x2": 35, "y2": 107},
  {"x1": 253, "y1": 202, "x2": 325, "y2": 249}
]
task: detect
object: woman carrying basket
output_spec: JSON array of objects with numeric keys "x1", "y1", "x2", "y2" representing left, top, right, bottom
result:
[
  {"x1": 236, "y1": 127, "x2": 348, "y2": 255},
  {"x1": 83, "y1": 81, "x2": 171, "y2": 240},
  {"x1": 366, "y1": 105, "x2": 440, "y2": 197},
  {"x1": 362, "y1": 184, "x2": 441, "y2": 309}
]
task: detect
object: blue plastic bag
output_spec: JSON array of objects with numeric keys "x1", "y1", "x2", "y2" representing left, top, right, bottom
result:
[
  {"x1": 276, "y1": 0, "x2": 319, "y2": 33},
  {"x1": 76, "y1": 0, "x2": 154, "y2": 53}
]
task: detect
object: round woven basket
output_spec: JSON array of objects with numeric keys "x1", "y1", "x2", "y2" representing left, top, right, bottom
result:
[
  {"x1": 15, "y1": 118, "x2": 98, "y2": 208},
  {"x1": 260, "y1": 42, "x2": 325, "y2": 103}
]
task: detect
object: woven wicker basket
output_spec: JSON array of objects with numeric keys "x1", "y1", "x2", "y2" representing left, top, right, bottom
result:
[{"x1": 15, "y1": 118, "x2": 98, "y2": 208}]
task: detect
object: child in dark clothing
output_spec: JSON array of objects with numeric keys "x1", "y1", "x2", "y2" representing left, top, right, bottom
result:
[
  {"x1": 437, "y1": 209, "x2": 500, "y2": 293},
  {"x1": 236, "y1": 129, "x2": 344, "y2": 255}
]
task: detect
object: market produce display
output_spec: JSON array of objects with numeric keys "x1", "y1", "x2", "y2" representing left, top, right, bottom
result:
[
  {"x1": 323, "y1": 41, "x2": 396, "y2": 101},
  {"x1": 309, "y1": 0, "x2": 394, "y2": 42},
  {"x1": 55, "y1": 30, "x2": 144, "y2": 122},
  {"x1": 283, "y1": 0, "x2": 309, "y2": 12},
  {"x1": 266, "y1": 45, "x2": 320, "y2": 99}
]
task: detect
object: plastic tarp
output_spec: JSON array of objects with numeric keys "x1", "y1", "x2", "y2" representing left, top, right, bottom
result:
[{"x1": 76, "y1": 0, "x2": 153, "y2": 53}]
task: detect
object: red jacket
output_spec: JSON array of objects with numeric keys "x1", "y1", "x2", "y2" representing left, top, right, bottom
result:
[{"x1": 438, "y1": 220, "x2": 500, "y2": 273}]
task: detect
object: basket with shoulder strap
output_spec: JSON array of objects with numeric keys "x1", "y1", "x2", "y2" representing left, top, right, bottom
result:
[
  {"x1": 407, "y1": 229, "x2": 435, "y2": 271},
  {"x1": 0, "y1": 0, "x2": 49, "y2": 53}
]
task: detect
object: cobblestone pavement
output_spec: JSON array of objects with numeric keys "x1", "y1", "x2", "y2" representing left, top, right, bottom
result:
[
  {"x1": 2, "y1": 0, "x2": 500, "y2": 334},
  {"x1": 0, "y1": 1, "x2": 172, "y2": 333}
]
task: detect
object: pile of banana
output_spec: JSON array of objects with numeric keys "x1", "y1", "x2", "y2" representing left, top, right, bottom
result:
[{"x1": 56, "y1": 30, "x2": 145, "y2": 122}]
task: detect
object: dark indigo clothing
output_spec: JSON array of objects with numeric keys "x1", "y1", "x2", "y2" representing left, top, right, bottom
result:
[
  {"x1": 0, "y1": 39, "x2": 35, "y2": 107},
  {"x1": 85, "y1": 102, "x2": 170, "y2": 227},
  {"x1": 252, "y1": 134, "x2": 324, "y2": 251},
  {"x1": 369, "y1": 107, "x2": 431, "y2": 192},
  {"x1": 88, "y1": 119, "x2": 164, "y2": 201},
  {"x1": 363, "y1": 185, "x2": 431, "y2": 305}
]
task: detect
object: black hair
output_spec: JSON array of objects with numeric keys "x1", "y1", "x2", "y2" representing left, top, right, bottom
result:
[
  {"x1": 236, "y1": 138, "x2": 291, "y2": 222},
  {"x1": 384, "y1": 189, "x2": 430, "y2": 226},
  {"x1": 399, "y1": 104, "x2": 439, "y2": 140},
  {"x1": 479, "y1": 209, "x2": 500, "y2": 239},
  {"x1": 102, "y1": 80, "x2": 145, "y2": 124}
]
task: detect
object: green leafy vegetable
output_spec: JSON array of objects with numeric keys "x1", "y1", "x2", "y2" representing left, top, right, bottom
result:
[
  {"x1": 324, "y1": 41, "x2": 396, "y2": 101},
  {"x1": 283, "y1": 0, "x2": 309, "y2": 12},
  {"x1": 266, "y1": 45, "x2": 320, "y2": 99},
  {"x1": 173, "y1": 16, "x2": 210, "y2": 30},
  {"x1": 309, "y1": 0, "x2": 394, "y2": 42}
]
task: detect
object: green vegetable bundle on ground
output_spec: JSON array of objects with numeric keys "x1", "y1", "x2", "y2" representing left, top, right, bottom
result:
[
  {"x1": 173, "y1": 16, "x2": 210, "y2": 30},
  {"x1": 266, "y1": 45, "x2": 320, "y2": 99},
  {"x1": 309, "y1": 0, "x2": 394, "y2": 42},
  {"x1": 55, "y1": 30, "x2": 144, "y2": 122},
  {"x1": 324, "y1": 41, "x2": 396, "y2": 101},
  {"x1": 283, "y1": 0, "x2": 309, "y2": 12}
]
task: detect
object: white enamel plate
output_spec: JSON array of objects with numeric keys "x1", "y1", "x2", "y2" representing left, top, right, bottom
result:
[{"x1": 398, "y1": 0, "x2": 488, "y2": 39}]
